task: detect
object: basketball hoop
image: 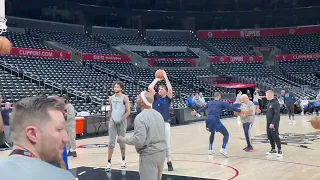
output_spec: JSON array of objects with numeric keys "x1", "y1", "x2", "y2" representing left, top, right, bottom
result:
[{"x1": 0, "y1": 17, "x2": 7, "y2": 35}]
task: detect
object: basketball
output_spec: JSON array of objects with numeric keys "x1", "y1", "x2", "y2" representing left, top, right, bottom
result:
[
  {"x1": 155, "y1": 69, "x2": 164, "y2": 79},
  {"x1": 310, "y1": 117, "x2": 320, "y2": 130},
  {"x1": 234, "y1": 112, "x2": 241, "y2": 116},
  {"x1": 0, "y1": 36, "x2": 11, "y2": 55}
]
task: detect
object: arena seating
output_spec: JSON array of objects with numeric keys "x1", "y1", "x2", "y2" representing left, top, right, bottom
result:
[
  {"x1": 0, "y1": 69, "x2": 57, "y2": 103},
  {"x1": 255, "y1": 34, "x2": 320, "y2": 54},
  {"x1": 155, "y1": 60, "x2": 193, "y2": 67},
  {"x1": 0, "y1": 57, "x2": 111, "y2": 114},
  {"x1": 3, "y1": 31, "x2": 51, "y2": 50},
  {"x1": 204, "y1": 37, "x2": 253, "y2": 56},
  {"x1": 95, "y1": 34, "x2": 149, "y2": 46},
  {"x1": 278, "y1": 60, "x2": 320, "y2": 87},
  {"x1": 213, "y1": 62, "x2": 300, "y2": 88},
  {"x1": 29, "y1": 29, "x2": 116, "y2": 54},
  {"x1": 148, "y1": 36, "x2": 215, "y2": 56}
]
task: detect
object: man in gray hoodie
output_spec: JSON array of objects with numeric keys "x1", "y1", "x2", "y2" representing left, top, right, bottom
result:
[
  {"x1": 239, "y1": 94, "x2": 257, "y2": 152},
  {"x1": 117, "y1": 91, "x2": 167, "y2": 180}
]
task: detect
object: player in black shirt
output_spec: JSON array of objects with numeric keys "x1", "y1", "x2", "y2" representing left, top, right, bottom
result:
[{"x1": 265, "y1": 90, "x2": 282, "y2": 157}]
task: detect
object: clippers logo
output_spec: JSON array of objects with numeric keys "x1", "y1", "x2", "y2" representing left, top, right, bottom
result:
[
  {"x1": 289, "y1": 28, "x2": 295, "y2": 35},
  {"x1": 208, "y1": 32, "x2": 213, "y2": 38},
  {"x1": 230, "y1": 56, "x2": 244, "y2": 62},
  {"x1": 240, "y1": 30, "x2": 261, "y2": 37},
  {"x1": 220, "y1": 57, "x2": 224, "y2": 62},
  {"x1": 249, "y1": 57, "x2": 254, "y2": 61}
]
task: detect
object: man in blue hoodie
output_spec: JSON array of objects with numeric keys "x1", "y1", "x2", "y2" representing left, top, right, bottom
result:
[
  {"x1": 283, "y1": 88, "x2": 296, "y2": 123},
  {"x1": 191, "y1": 92, "x2": 242, "y2": 157}
]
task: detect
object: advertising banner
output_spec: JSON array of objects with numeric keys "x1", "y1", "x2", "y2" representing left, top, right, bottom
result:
[
  {"x1": 276, "y1": 53, "x2": 320, "y2": 61},
  {"x1": 10, "y1": 48, "x2": 71, "y2": 59},
  {"x1": 82, "y1": 53, "x2": 131, "y2": 62},
  {"x1": 211, "y1": 56, "x2": 263, "y2": 63},
  {"x1": 199, "y1": 25, "x2": 320, "y2": 38}
]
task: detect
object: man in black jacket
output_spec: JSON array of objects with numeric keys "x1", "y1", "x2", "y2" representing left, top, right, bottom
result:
[{"x1": 265, "y1": 90, "x2": 282, "y2": 157}]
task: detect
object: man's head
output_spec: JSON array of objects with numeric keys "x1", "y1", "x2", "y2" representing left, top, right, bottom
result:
[
  {"x1": 158, "y1": 85, "x2": 168, "y2": 97},
  {"x1": 284, "y1": 87, "x2": 289, "y2": 93},
  {"x1": 317, "y1": 95, "x2": 320, "y2": 102},
  {"x1": 136, "y1": 91, "x2": 154, "y2": 110},
  {"x1": 255, "y1": 88, "x2": 260, "y2": 92},
  {"x1": 266, "y1": 90, "x2": 274, "y2": 100},
  {"x1": 238, "y1": 90, "x2": 242, "y2": 95},
  {"x1": 241, "y1": 94, "x2": 249, "y2": 103},
  {"x1": 10, "y1": 97, "x2": 69, "y2": 164},
  {"x1": 199, "y1": 92, "x2": 203, "y2": 97},
  {"x1": 213, "y1": 92, "x2": 222, "y2": 100},
  {"x1": 4, "y1": 102, "x2": 11, "y2": 109},
  {"x1": 112, "y1": 81, "x2": 124, "y2": 94},
  {"x1": 281, "y1": 90, "x2": 285, "y2": 95}
]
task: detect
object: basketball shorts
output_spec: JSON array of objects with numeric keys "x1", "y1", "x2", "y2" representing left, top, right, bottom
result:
[{"x1": 108, "y1": 118, "x2": 127, "y2": 148}]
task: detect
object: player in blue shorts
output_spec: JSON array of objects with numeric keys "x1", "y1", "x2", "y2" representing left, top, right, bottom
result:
[{"x1": 191, "y1": 92, "x2": 242, "y2": 157}]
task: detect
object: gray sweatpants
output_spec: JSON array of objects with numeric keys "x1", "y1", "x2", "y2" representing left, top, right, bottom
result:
[
  {"x1": 108, "y1": 119, "x2": 127, "y2": 148},
  {"x1": 139, "y1": 150, "x2": 166, "y2": 180},
  {"x1": 3, "y1": 125, "x2": 12, "y2": 144},
  {"x1": 66, "y1": 125, "x2": 76, "y2": 151}
]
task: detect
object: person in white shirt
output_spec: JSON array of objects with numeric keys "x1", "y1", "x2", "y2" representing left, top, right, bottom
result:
[
  {"x1": 199, "y1": 92, "x2": 206, "y2": 107},
  {"x1": 300, "y1": 97, "x2": 309, "y2": 115},
  {"x1": 234, "y1": 91, "x2": 242, "y2": 108}
]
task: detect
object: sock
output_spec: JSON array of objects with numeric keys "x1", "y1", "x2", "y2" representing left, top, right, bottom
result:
[
  {"x1": 108, "y1": 159, "x2": 111, "y2": 163},
  {"x1": 122, "y1": 156, "x2": 125, "y2": 161}
]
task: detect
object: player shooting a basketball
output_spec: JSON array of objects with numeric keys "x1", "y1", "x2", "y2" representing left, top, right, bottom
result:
[
  {"x1": 191, "y1": 92, "x2": 242, "y2": 157},
  {"x1": 148, "y1": 70, "x2": 174, "y2": 171}
]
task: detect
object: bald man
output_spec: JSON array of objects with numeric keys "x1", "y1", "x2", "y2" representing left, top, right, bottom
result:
[
  {"x1": 239, "y1": 94, "x2": 256, "y2": 152},
  {"x1": 117, "y1": 91, "x2": 166, "y2": 180}
]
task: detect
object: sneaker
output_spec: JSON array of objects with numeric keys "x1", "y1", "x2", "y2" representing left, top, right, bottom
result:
[
  {"x1": 220, "y1": 149, "x2": 229, "y2": 158},
  {"x1": 245, "y1": 146, "x2": 254, "y2": 152},
  {"x1": 4, "y1": 142, "x2": 11, "y2": 148},
  {"x1": 208, "y1": 150, "x2": 213, "y2": 155},
  {"x1": 265, "y1": 149, "x2": 277, "y2": 155},
  {"x1": 121, "y1": 160, "x2": 126, "y2": 169},
  {"x1": 68, "y1": 151, "x2": 77, "y2": 157},
  {"x1": 167, "y1": 161, "x2": 174, "y2": 171},
  {"x1": 106, "y1": 162, "x2": 111, "y2": 172},
  {"x1": 277, "y1": 150, "x2": 283, "y2": 157},
  {"x1": 243, "y1": 146, "x2": 248, "y2": 150}
]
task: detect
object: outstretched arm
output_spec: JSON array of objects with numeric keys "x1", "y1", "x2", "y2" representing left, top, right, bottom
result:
[
  {"x1": 121, "y1": 118, "x2": 147, "y2": 147},
  {"x1": 196, "y1": 103, "x2": 208, "y2": 114},
  {"x1": 223, "y1": 101, "x2": 241, "y2": 112},
  {"x1": 163, "y1": 71, "x2": 173, "y2": 99},
  {"x1": 148, "y1": 78, "x2": 161, "y2": 96}
]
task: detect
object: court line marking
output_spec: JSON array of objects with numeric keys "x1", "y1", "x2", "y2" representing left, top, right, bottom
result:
[
  {"x1": 78, "y1": 171, "x2": 86, "y2": 176},
  {"x1": 72, "y1": 160, "x2": 238, "y2": 180},
  {"x1": 77, "y1": 151, "x2": 320, "y2": 168},
  {"x1": 173, "y1": 152, "x2": 320, "y2": 168}
]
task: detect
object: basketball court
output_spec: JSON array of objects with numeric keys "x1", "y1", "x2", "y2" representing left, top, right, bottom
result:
[{"x1": 1, "y1": 115, "x2": 319, "y2": 180}]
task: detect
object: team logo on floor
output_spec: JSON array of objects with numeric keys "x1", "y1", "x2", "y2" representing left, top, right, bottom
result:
[
  {"x1": 77, "y1": 144, "x2": 108, "y2": 148},
  {"x1": 240, "y1": 132, "x2": 320, "y2": 149}
]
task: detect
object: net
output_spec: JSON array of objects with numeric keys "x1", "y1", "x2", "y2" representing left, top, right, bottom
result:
[{"x1": 0, "y1": 17, "x2": 7, "y2": 34}]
